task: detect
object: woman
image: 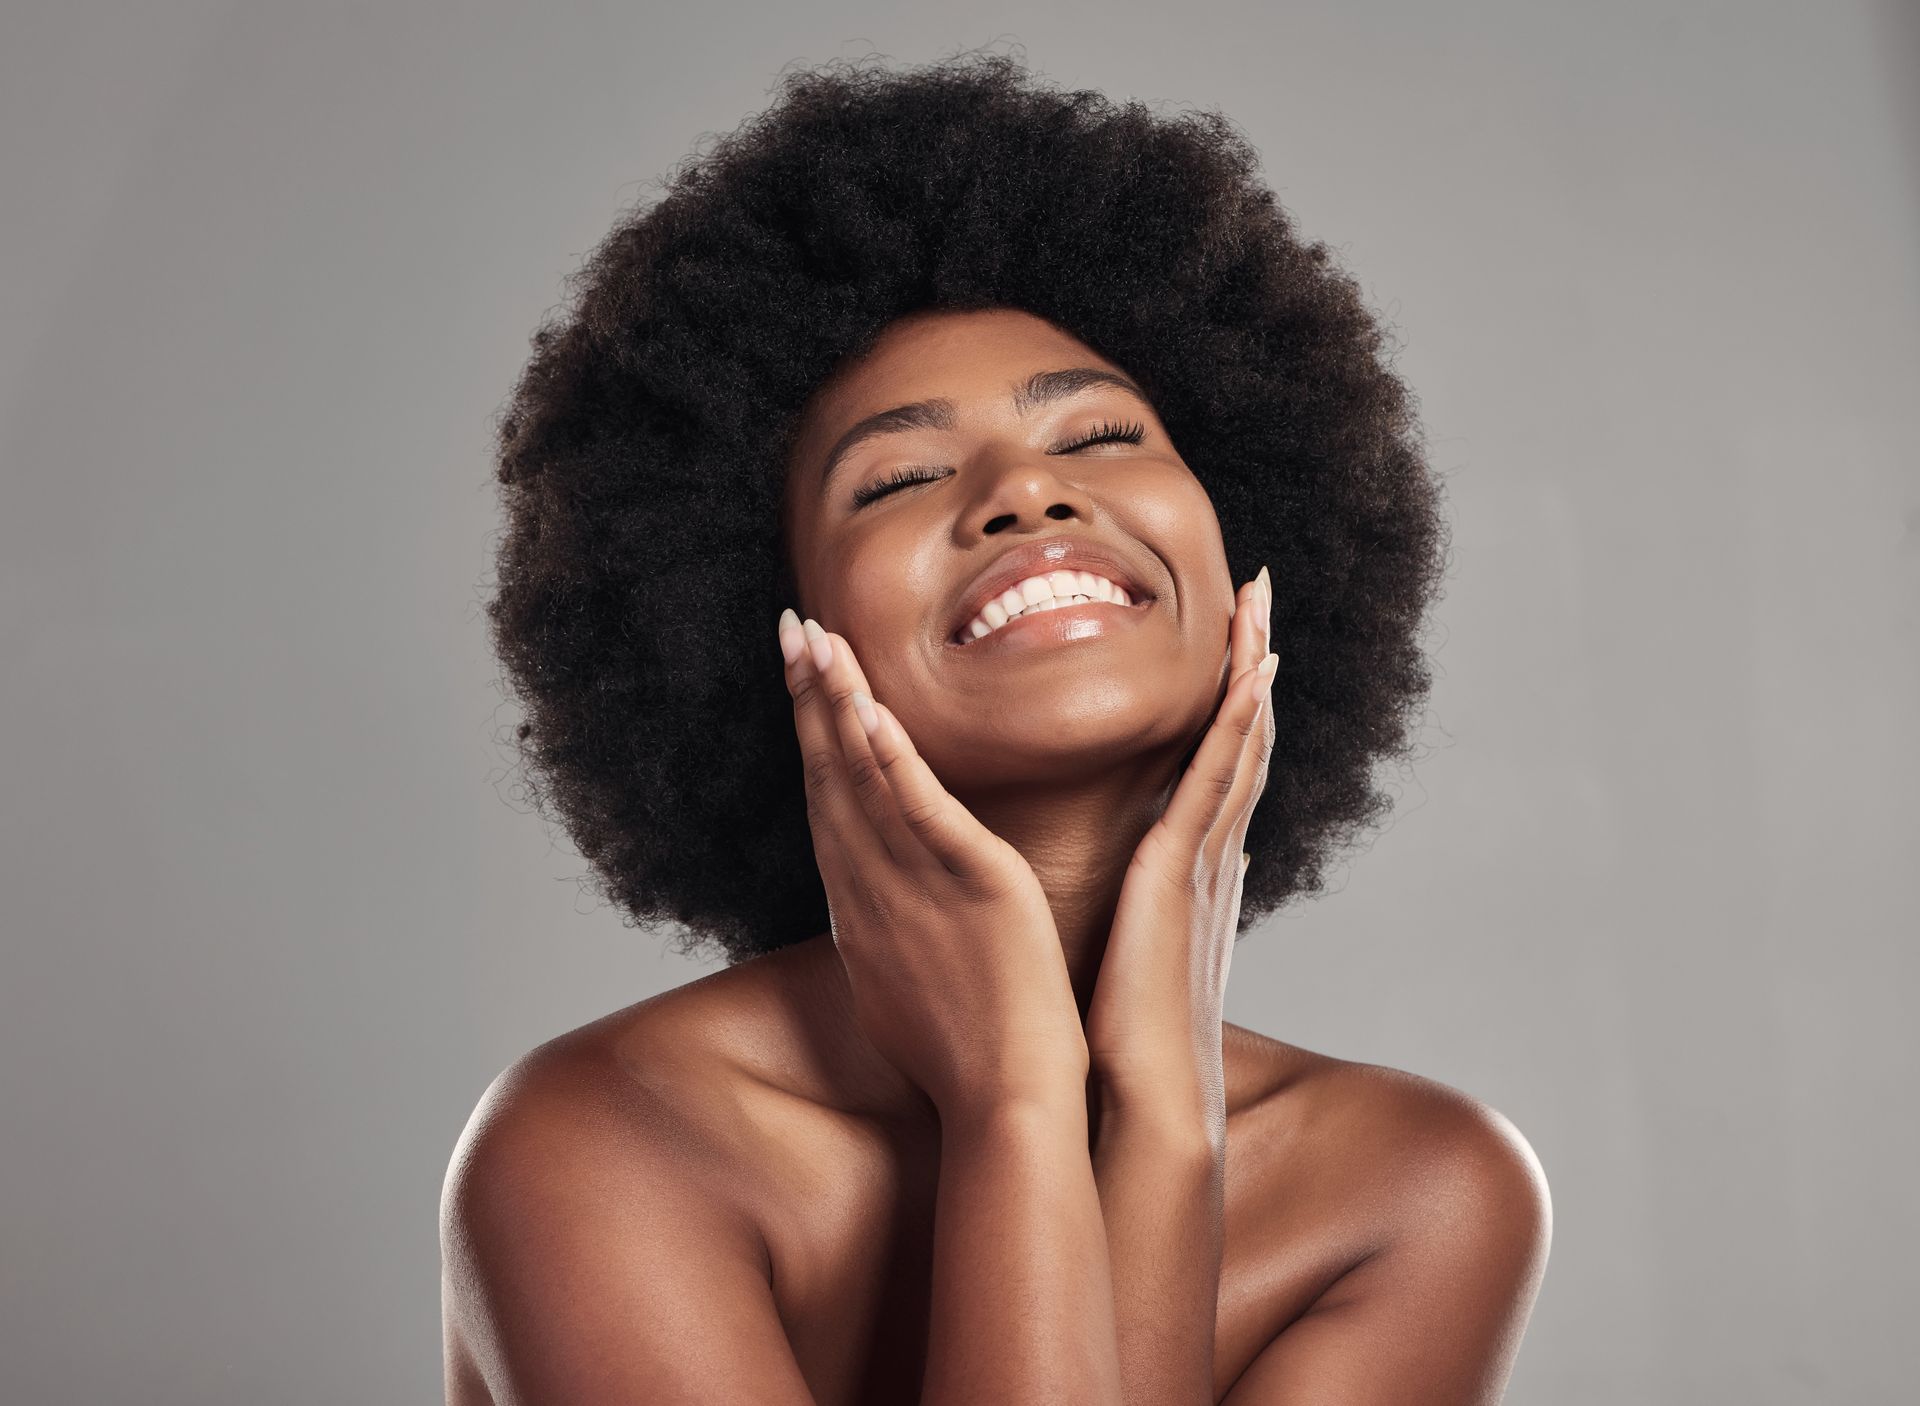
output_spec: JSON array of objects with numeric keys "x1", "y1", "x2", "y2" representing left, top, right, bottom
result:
[{"x1": 443, "y1": 52, "x2": 1550, "y2": 1405}]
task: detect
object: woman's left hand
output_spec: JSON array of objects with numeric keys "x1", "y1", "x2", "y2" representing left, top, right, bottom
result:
[{"x1": 1084, "y1": 566, "x2": 1277, "y2": 1136}]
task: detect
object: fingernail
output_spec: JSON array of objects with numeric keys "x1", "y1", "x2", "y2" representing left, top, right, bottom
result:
[
  {"x1": 1256, "y1": 564, "x2": 1271, "y2": 615},
  {"x1": 1240, "y1": 851, "x2": 1252, "y2": 873},
  {"x1": 851, "y1": 690, "x2": 878, "y2": 734},
  {"x1": 802, "y1": 617, "x2": 832, "y2": 673},
  {"x1": 777, "y1": 608, "x2": 804, "y2": 665},
  {"x1": 1257, "y1": 651, "x2": 1278, "y2": 685}
]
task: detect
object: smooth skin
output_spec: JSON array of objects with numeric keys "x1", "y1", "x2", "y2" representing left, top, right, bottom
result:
[{"x1": 440, "y1": 308, "x2": 1551, "y2": 1404}]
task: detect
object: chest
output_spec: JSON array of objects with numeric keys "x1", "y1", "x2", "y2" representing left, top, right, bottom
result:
[{"x1": 749, "y1": 1107, "x2": 1362, "y2": 1406}]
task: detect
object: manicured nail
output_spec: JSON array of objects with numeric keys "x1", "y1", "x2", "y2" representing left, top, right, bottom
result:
[
  {"x1": 802, "y1": 617, "x2": 832, "y2": 673},
  {"x1": 1256, "y1": 564, "x2": 1271, "y2": 616},
  {"x1": 777, "y1": 608, "x2": 804, "y2": 665},
  {"x1": 1240, "y1": 851, "x2": 1252, "y2": 874},
  {"x1": 851, "y1": 690, "x2": 878, "y2": 734},
  {"x1": 1256, "y1": 651, "x2": 1278, "y2": 686}
]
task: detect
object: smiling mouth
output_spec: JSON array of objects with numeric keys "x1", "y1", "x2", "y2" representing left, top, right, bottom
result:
[{"x1": 947, "y1": 586, "x2": 1156, "y2": 648}]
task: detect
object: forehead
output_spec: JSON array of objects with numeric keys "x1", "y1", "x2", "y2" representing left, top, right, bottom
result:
[{"x1": 786, "y1": 306, "x2": 1127, "y2": 467}]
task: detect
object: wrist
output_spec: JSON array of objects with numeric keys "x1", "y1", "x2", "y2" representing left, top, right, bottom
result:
[
  {"x1": 1092, "y1": 1061, "x2": 1223, "y2": 1144},
  {"x1": 925, "y1": 1024, "x2": 1090, "y2": 1128},
  {"x1": 1091, "y1": 1040, "x2": 1220, "y2": 1106},
  {"x1": 1100, "y1": 1085, "x2": 1220, "y2": 1147},
  {"x1": 938, "y1": 1081, "x2": 1089, "y2": 1143}
]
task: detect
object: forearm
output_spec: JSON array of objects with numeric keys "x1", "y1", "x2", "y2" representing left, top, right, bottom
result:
[
  {"x1": 1091, "y1": 1086, "x2": 1226, "y2": 1406},
  {"x1": 922, "y1": 1094, "x2": 1124, "y2": 1406}
]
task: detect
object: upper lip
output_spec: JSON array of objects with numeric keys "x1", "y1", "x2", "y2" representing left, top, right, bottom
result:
[{"x1": 945, "y1": 534, "x2": 1156, "y2": 645}]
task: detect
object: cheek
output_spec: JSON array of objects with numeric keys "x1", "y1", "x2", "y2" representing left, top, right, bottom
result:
[
  {"x1": 826, "y1": 532, "x2": 946, "y2": 682},
  {"x1": 1131, "y1": 474, "x2": 1234, "y2": 619}
]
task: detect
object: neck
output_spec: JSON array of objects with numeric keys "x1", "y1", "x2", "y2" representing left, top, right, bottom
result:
[{"x1": 955, "y1": 757, "x2": 1177, "y2": 1013}]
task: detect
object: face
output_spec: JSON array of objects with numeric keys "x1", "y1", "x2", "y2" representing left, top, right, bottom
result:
[{"x1": 781, "y1": 306, "x2": 1235, "y2": 791}]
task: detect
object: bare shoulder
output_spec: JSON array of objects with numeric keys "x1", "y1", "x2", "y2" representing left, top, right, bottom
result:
[
  {"x1": 441, "y1": 941, "x2": 838, "y2": 1246},
  {"x1": 1213, "y1": 1023, "x2": 1552, "y2": 1401},
  {"x1": 441, "y1": 958, "x2": 791, "y2": 1240},
  {"x1": 1228, "y1": 1018, "x2": 1546, "y2": 1166},
  {"x1": 438, "y1": 963, "x2": 819, "y2": 1404},
  {"x1": 438, "y1": 999, "x2": 761, "y2": 1304},
  {"x1": 1222, "y1": 1019, "x2": 1552, "y2": 1276}
]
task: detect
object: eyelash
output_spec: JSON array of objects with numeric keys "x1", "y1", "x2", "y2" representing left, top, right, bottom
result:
[{"x1": 849, "y1": 419, "x2": 1149, "y2": 508}]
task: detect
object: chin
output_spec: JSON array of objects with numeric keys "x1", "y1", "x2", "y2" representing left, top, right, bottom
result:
[{"x1": 926, "y1": 693, "x2": 1198, "y2": 789}]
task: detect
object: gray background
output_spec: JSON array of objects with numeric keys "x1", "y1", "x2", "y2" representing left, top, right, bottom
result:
[{"x1": 4, "y1": 3, "x2": 1915, "y2": 1402}]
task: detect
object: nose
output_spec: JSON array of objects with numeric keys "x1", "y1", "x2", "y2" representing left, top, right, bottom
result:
[{"x1": 964, "y1": 455, "x2": 1096, "y2": 537}]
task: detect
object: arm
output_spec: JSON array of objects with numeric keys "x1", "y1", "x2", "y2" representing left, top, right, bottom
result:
[
  {"x1": 922, "y1": 1091, "x2": 1127, "y2": 1405},
  {"x1": 1089, "y1": 1082, "x2": 1225, "y2": 1406}
]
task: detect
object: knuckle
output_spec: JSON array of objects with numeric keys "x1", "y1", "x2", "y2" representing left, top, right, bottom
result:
[
  {"x1": 842, "y1": 749, "x2": 888, "y2": 799},
  {"x1": 897, "y1": 793, "x2": 944, "y2": 831},
  {"x1": 847, "y1": 874, "x2": 891, "y2": 922},
  {"x1": 1133, "y1": 826, "x2": 1204, "y2": 896},
  {"x1": 802, "y1": 748, "x2": 840, "y2": 794},
  {"x1": 963, "y1": 843, "x2": 1020, "y2": 890},
  {"x1": 1161, "y1": 866, "x2": 1204, "y2": 901},
  {"x1": 965, "y1": 866, "x2": 1018, "y2": 906},
  {"x1": 1205, "y1": 765, "x2": 1238, "y2": 802},
  {"x1": 814, "y1": 662, "x2": 856, "y2": 705},
  {"x1": 1248, "y1": 720, "x2": 1276, "y2": 769},
  {"x1": 1131, "y1": 824, "x2": 1175, "y2": 868},
  {"x1": 789, "y1": 669, "x2": 828, "y2": 709}
]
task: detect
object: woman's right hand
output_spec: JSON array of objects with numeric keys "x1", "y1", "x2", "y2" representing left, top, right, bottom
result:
[{"x1": 778, "y1": 608, "x2": 1089, "y2": 1123}]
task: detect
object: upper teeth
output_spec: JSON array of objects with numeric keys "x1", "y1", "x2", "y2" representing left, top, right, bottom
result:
[{"x1": 958, "y1": 570, "x2": 1135, "y2": 643}]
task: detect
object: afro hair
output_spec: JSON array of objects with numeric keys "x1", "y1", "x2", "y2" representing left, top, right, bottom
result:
[{"x1": 485, "y1": 49, "x2": 1450, "y2": 966}]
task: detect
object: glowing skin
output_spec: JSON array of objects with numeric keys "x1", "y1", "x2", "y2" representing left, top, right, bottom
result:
[{"x1": 780, "y1": 305, "x2": 1238, "y2": 998}]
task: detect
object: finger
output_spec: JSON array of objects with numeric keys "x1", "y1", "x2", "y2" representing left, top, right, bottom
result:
[
  {"x1": 1253, "y1": 563, "x2": 1272, "y2": 662},
  {"x1": 1252, "y1": 562, "x2": 1276, "y2": 795},
  {"x1": 1166, "y1": 573, "x2": 1264, "y2": 856},
  {"x1": 1224, "y1": 651, "x2": 1279, "y2": 847},
  {"x1": 1229, "y1": 575, "x2": 1259, "y2": 678},
  {"x1": 1163, "y1": 642, "x2": 1278, "y2": 862},
  {"x1": 779, "y1": 610, "x2": 889, "y2": 884},
  {"x1": 1208, "y1": 569, "x2": 1277, "y2": 839},
  {"x1": 862, "y1": 699, "x2": 1005, "y2": 884},
  {"x1": 1229, "y1": 565, "x2": 1273, "y2": 677},
  {"x1": 805, "y1": 622, "x2": 934, "y2": 871}
]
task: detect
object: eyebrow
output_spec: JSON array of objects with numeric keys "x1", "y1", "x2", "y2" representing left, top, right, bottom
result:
[{"x1": 815, "y1": 366, "x2": 1151, "y2": 499}]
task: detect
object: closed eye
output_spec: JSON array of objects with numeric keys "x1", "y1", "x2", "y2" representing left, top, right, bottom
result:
[
  {"x1": 849, "y1": 418, "x2": 1150, "y2": 508},
  {"x1": 849, "y1": 465, "x2": 947, "y2": 508},
  {"x1": 1050, "y1": 418, "x2": 1147, "y2": 454}
]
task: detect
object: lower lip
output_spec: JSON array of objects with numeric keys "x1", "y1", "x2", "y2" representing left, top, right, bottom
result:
[{"x1": 946, "y1": 598, "x2": 1155, "y2": 654}]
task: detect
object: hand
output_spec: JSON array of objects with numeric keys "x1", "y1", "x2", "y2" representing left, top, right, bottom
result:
[
  {"x1": 1084, "y1": 567, "x2": 1277, "y2": 1133},
  {"x1": 778, "y1": 609, "x2": 1090, "y2": 1122}
]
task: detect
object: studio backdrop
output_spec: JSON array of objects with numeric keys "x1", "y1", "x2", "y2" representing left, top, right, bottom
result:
[{"x1": 2, "y1": 4, "x2": 1915, "y2": 1403}]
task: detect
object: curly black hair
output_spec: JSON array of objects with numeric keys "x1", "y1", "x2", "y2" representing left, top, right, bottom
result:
[{"x1": 484, "y1": 48, "x2": 1449, "y2": 966}]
